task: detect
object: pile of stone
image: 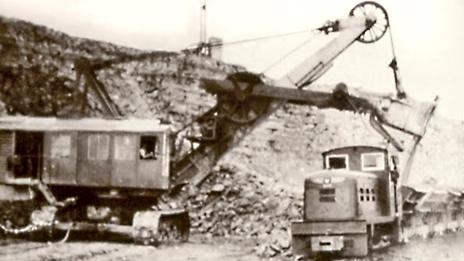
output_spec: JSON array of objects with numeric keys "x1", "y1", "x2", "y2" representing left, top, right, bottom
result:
[{"x1": 188, "y1": 164, "x2": 303, "y2": 258}]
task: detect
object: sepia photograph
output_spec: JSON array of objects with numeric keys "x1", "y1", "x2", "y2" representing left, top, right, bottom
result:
[{"x1": 0, "y1": 0, "x2": 462, "y2": 260}]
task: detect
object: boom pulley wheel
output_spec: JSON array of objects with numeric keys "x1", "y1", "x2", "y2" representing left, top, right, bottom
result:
[{"x1": 349, "y1": 1, "x2": 389, "y2": 43}]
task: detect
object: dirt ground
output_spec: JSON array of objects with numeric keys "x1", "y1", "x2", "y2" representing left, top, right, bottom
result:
[
  {"x1": 1, "y1": 232, "x2": 464, "y2": 261},
  {"x1": 0, "y1": 235, "x2": 262, "y2": 261}
]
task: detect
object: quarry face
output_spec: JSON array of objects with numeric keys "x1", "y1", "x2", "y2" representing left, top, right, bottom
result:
[{"x1": 0, "y1": 3, "x2": 463, "y2": 261}]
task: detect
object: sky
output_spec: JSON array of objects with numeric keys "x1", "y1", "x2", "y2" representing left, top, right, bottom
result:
[{"x1": 0, "y1": 0, "x2": 463, "y2": 121}]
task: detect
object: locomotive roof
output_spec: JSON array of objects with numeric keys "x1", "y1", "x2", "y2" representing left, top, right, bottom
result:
[
  {"x1": 0, "y1": 116, "x2": 170, "y2": 133},
  {"x1": 305, "y1": 169, "x2": 377, "y2": 181},
  {"x1": 322, "y1": 145, "x2": 387, "y2": 155}
]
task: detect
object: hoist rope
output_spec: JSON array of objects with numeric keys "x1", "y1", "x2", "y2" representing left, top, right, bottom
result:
[
  {"x1": 210, "y1": 29, "x2": 313, "y2": 47},
  {"x1": 388, "y1": 24, "x2": 397, "y2": 58},
  {"x1": 351, "y1": 21, "x2": 405, "y2": 148},
  {"x1": 341, "y1": 18, "x2": 399, "y2": 143}
]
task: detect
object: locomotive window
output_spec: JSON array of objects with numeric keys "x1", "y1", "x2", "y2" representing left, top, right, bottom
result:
[
  {"x1": 114, "y1": 135, "x2": 136, "y2": 160},
  {"x1": 319, "y1": 188, "x2": 336, "y2": 202},
  {"x1": 87, "y1": 134, "x2": 110, "y2": 160},
  {"x1": 139, "y1": 136, "x2": 158, "y2": 160},
  {"x1": 326, "y1": 154, "x2": 348, "y2": 170},
  {"x1": 361, "y1": 152, "x2": 385, "y2": 171},
  {"x1": 51, "y1": 134, "x2": 71, "y2": 158}
]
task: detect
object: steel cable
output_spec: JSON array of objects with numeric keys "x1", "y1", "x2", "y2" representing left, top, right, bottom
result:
[{"x1": 209, "y1": 29, "x2": 313, "y2": 48}]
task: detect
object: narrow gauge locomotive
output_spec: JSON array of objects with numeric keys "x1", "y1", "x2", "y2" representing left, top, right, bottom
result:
[{"x1": 292, "y1": 145, "x2": 401, "y2": 257}]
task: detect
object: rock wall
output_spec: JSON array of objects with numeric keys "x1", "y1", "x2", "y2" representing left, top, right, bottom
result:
[{"x1": 220, "y1": 103, "x2": 464, "y2": 196}]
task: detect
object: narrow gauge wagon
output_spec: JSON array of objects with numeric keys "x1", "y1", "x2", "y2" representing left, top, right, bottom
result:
[
  {"x1": 292, "y1": 146, "x2": 401, "y2": 257},
  {"x1": 0, "y1": 116, "x2": 188, "y2": 243}
]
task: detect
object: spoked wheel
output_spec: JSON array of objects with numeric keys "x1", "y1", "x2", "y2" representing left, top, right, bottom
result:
[
  {"x1": 349, "y1": 1, "x2": 389, "y2": 43},
  {"x1": 217, "y1": 72, "x2": 270, "y2": 124},
  {"x1": 217, "y1": 94, "x2": 270, "y2": 124}
]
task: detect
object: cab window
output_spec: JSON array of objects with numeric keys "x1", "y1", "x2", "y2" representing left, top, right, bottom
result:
[
  {"x1": 114, "y1": 135, "x2": 136, "y2": 160},
  {"x1": 139, "y1": 136, "x2": 158, "y2": 160},
  {"x1": 51, "y1": 134, "x2": 71, "y2": 158},
  {"x1": 87, "y1": 134, "x2": 110, "y2": 160},
  {"x1": 361, "y1": 152, "x2": 385, "y2": 171},
  {"x1": 326, "y1": 155, "x2": 348, "y2": 170}
]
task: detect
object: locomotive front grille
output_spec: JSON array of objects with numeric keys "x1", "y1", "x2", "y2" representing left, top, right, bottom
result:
[{"x1": 319, "y1": 188, "x2": 336, "y2": 202}]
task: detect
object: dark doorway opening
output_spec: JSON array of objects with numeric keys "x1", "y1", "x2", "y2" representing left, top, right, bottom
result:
[{"x1": 14, "y1": 131, "x2": 43, "y2": 179}]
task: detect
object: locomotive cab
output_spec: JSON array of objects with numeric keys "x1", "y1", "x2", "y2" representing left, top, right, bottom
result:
[{"x1": 292, "y1": 146, "x2": 401, "y2": 257}]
